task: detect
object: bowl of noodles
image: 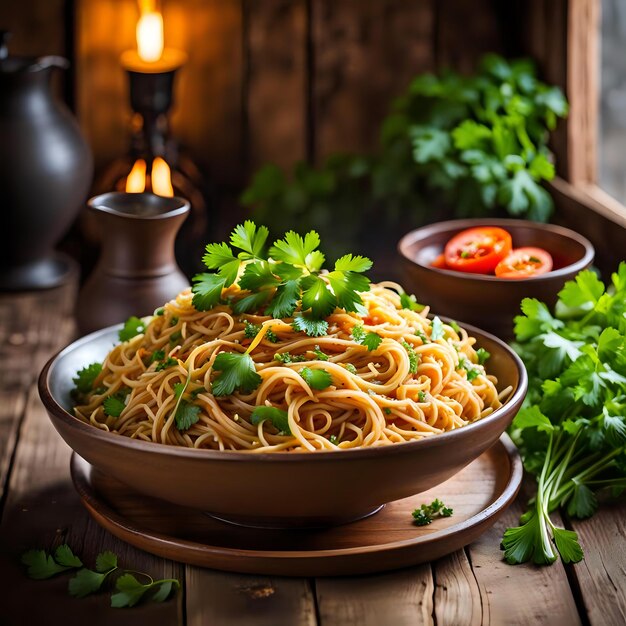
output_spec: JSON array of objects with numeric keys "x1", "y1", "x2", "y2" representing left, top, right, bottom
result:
[{"x1": 40, "y1": 282, "x2": 526, "y2": 528}]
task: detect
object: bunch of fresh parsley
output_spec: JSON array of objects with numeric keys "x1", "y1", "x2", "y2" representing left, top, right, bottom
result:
[
  {"x1": 21, "y1": 544, "x2": 179, "y2": 608},
  {"x1": 242, "y1": 54, "x2": 568, "y2": 256},
  {"x1": 502, "y1": 263, "x2": 626, "y2": 565}
]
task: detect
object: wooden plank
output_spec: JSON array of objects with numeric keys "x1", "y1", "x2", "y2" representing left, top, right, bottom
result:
[
  {"x1": 0, "y1": 387, "x2": 184, "y2": 626},
  {"x1": 567, "y1": 0, "x2": 599, "y2": 185},
  {"x1": 434, "y1": 0, "x2": 504, "y2": 73},
  {"x1": 567, "y1": 504, "x2": 626, "y2": 626},
  {"x1": 185, "y1": 568, "x2": 317, "y2": 626},
  {"x1": 433, "y1": 550, "x2": 482, "y2": 626},
  {"x1": 245, "y1": 0, "x2": 308, "y2": 172},
  {"x1": 312, "y1": 0, "x2": 435, "y2": 160},
  {"x1": 0, "y1": 391, "x2": 27, "y2": 504},
  {"x1": 315, "y1": 566, "x2": 434, "y2": 626},
  {"x1": 466, "y1": 492, "x2": 582, "y2": 626}
]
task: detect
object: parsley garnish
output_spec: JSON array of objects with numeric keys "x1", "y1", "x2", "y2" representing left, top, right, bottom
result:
[
  {"x1": 412, "y1": 499, "x2": 453, "y2": 526},
  {"x1": 430, "y1": 316, "x2": 445, "y2": 340},
  {"x1": 155, "y1": 307, "x2": 165, "y2": 316},
  {"x1": 103, "y1": 388, "x2": 130, "y2": 417},
  {"x1": 22, "y1": 545, "x2": 179, "y2": 607},
  {"x1": 458, "y1": 358, "x2": 480, "y2": 381},
  {"x1": 476, "y1": 347, "x2": 490, "y2": 364},
  {"x1": 72, "y1": 362, "x2": 102, "y2": 394},
  {"x1": 170, "y1": 378, "x2": 201, "y2": 430},
  {"x1": 449, "y1": 320, "x2": 461, "y2": 334},
  {"x1": 343, "y1": 363, "x2": 357, "y2": 375},
  {"x1": 292, "y1": 314, "x2": 329, "y2": 337},
  {"x1": 418, "y1": 391, "x2": 427, "y2": 402},
  {"x1": 251, "y1": 405, "x2": 291, "y2": 435},
  {"x1": 400, "y1": 291, "x2": 425, "y2": 312},
  {"x1": 384, "y1": 407, "x2": 392, "y2": 415},
  {"x1": 300, "y1": 367, "x2": 333, "y2": 390},
  {"x1": 351, "y1": 325, "x2": 383, "y2": 351},
  {"x1": 150, "y1": 349, "x2": 165, "y2": 363},
  {"x1": 118, "y1": 316, "x2": 146, "y2": 342},
  {"x1": 212, "y1": 351, "x2": 262, "y2": 396},
  {"x1": 401, "y1": 340, "x2": 419, "y2": 374},
  {"x1": 169, "y1": 330, "x2": 182, "y2": 344},
  {"x1": 191, "y1": 221, "x2": 372, "y2": 326},
  {"x1": 329, "y1": 434, "x2": 339, "y2": 444}
]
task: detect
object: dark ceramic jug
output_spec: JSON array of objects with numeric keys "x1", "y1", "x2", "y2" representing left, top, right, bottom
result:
[
  {"x1": 0, "y1": 33, "x2": 93, "y2": 290},
  {"x1": 76, "y1": 192, "x2": 190, "y2": 335}
]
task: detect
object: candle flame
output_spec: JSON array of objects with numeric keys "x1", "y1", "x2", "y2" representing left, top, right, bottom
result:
[
  {"x1": 152, "y1": 157, "x2": 174, "y2": 197},
  {"x1": 126, "y1": 159, "x2": 147, "y2": 193},
  {"x1": 136, "y1": 1, "x2": 163, "y2": 63}
]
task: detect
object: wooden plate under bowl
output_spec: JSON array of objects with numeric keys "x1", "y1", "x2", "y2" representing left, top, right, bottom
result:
[{"x1": 71, "y1": 435, "x2": 522, "y2": 577}]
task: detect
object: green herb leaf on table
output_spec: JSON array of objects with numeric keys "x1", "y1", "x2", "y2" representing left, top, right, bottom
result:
[
  {"x1": 118, "y1": 317, "x2": 146, "y2": 342},
  {"x1": 212, "y1": 351, "x2": 262, "y2": 397},
  {"x1": 21, "y1": 545, "x2": 83, "y2": 580},
  {"x1": 251, "y1": 405, "x2": 291, "y2": 435},
  {"x1": 300, "y1": 367, "x2": 333, "y2": 390},
  {"x1": 111, "y1": 573, "x2": 178, "y2": 609}
]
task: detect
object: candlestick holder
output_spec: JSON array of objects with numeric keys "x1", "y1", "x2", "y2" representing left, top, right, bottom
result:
[{"x1": 93, "y1": 49, "x2": 210, "y2": 277}]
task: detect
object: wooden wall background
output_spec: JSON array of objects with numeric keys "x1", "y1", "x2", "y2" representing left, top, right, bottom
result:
[{"x1": 1, "y1": 0, "x2": 522, "y2": 198}]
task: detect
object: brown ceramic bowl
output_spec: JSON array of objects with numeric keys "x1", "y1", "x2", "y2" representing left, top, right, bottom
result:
[
  {"x1": 39, "y1": 322, "x2": 527, "y2": 528},
  {"x1": 398, "y1": 218, "x2": 594, "y2": 340}
]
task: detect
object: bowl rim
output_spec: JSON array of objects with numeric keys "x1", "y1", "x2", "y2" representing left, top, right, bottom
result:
[
  {"x1": 39, "y1": 319, "x2": 528, "y2": 463},
  {"x1": 397, "y1": 217, "x2": 595, "y2": 283}
]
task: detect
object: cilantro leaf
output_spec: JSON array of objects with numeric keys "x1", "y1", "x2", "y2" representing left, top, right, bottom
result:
[
  {"x1": 230, "y1": 220, "x2": 269, "y2": 258},
  {"x1": 552, "y1": 527, "x2": 584, "y2": 564},
  {"x1": 300, "y1": 275, "x2": 336, "y2": 318},
  {"x1": 334, "y1": 254, "x2": 372, "y2": 273},
  {"x1": 566, "y1": 483, "x2": 598, "y2": 519},
  {"x1": 192, "y1": 273, "x2": 226, "y2": 311},
  {"x1": 265, "y1": 279, "x2": 301, "y2": 318},
  {"x1": 102, "y1": 394, "x2": 127, "y2": 417},
  {"x1": 202, "y1": 242, "x2": 240, "y2": 286},
  {"x1": 232, "y1": 290, "x2": 272, "y2": 314},
  {"x1": 351, "y1": 325, "x2": 366, "y2": 343},
  {"x1": 292, "y1": 315, "x2": 328, "y2": 337},
  {"x1": 513, "y1": 406, "x2": 554, "y2": 432},
  {"x1": 22, "y1": 545, "x2": 83, "y2": 580},
  {"x1": 412, "y1": 499, "x2": 453, "y2": 526},
  {"x1": 558, "y1": 269, "x2": 605, "y2": 308},
  {"x1": 269, "y1": 230, "x2": 322, "y2": 268},
  {"x1": 111, "y1": 574, "x2": 149, "y2": 608},
  {"x1": 327, "y1": 270, "x2": 370, "y2": 313},
  {"x1": 238, "y1": 261, "x2": 280, "y2": 291},
  {"x1": 95, "y1": 551, "x2": 118, "y2": 572},
  {"x1": 300, "y1": 367, "x2": 333, "y2": 390},
  {"x1": 118, "y1": 316, "x2": 146, "y2": 342},
  {"x1": 363, "y1": 332, "x2": 383, "y2": 351},
  {"x1": 212, "y1": 352, "x2": 262, "y2": 396},
  {"x1": 69, "y1": 568, "x2": 110, "y2": 598},
  {"x1": 175, "y1": 401, "x2": 201, "y2": 431},
  {"x1": 155, "y1": 357, "x2": 177, "y2": 372},
  {"x1": 251, "y1": 405, "x2": 291, "y2": 435},
  {"x1": 72, "y1": 363, "x2": 102, "y2": 394},
  {"x1": 312, "y1": 345, "x2": 329, "y2": 361},
  {"x1": 430, "y1": 316, "x2": 444, "y2": 340},
  {"x1": 150, "y1": 349, "x2": 165, "y2": 363}
]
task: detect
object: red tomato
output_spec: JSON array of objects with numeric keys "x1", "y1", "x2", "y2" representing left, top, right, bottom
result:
[
  {"x1": 431, "y1": 253, "x2": 448, "y2": 269},
  {"x1": 444, "y1": 227, "x2": 512, "y2": 274},
  {"x1": 495, "y1": 247, "x2": 553, "y2": 278}
]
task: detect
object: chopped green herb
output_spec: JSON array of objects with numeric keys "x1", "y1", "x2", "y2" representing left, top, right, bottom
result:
[
  {"x1": 111, "y1": 573, "x2": 179, "y2": 608},
  {"x1": 458, "y1": 358, "x2": 480, "y2": 381},
  {"x1": 343, "y1": 363, "x2": 358, "y2": 375},
  {"x1": 418, "y1": 391, "x2": 427, "y2": 402},
  {"x1": 449, "y1": 320, "x2": 461, "y2": 334},
  {"x1": 415, "y1": 330, "x2": 428, "y2": 343},
  {"x1": 352, "y1": 325, "x2": 383, "y2": 351},
  {"x1": 118, "y1": 316, "x2": 146, "y2": 342},
  {"x1": 72, "y1": 362, "x2": 102, "y2": 394},
  {"x1": 155, "y1": 307, "x2": 165, "y2": 316},
  {"x1": 169, "y1": 330, "x2": 182, "y2": 344},
  {"x1": 412, "y1": 499, "x2": 453, "y2": 526},
  {"x1": 400, "y1": 292, "x2": 425, "y2": 312},
  {"x1": 251, "y1": 405, "x2": 291, "y2": 435},
  {"x1": 69, "y1": 551, "x2": 118, "y2": 598},
  {"x1": 476, "y1": 347, "x2": 490, "y2": 365},
  {"x1": 274, "y1": 351, "x2": 307, "y2": 364},
  {"x1": 212, "y1": 351, "x2": 262, "y2": 396},
  {"x1": 528, "y1": 256, "x2": 541, "y2": 263},
  {"x1": 384, "y1": 408, "x2": 392, "y2": 415},
  {"x1": 244, "y1": 320, "x2": 278, "y2": 343},
  {"x1": 329, "y1": 434, "x2": 339, "y2": 444},
  {"x1": 312, "y1": 345, "x2": 329, "y2": 361},
  {"x1": 103, "y1": 388, "x2": 130, "y2": 417},
  {"x1": 430, "y1": 316, "x2": 445, "y2": 340},
  {"x1": 401, "y1": 340, "x2": 419, "y2": 374},
  {"x1": 460, "y1": 251, "x2": 471, "y2": 259},
  {"x1": 300, "y1": 367, "x2": 333, "y2": 390},
  {"x1": 170, "y1": 316, "x2": 179, "y2": 326},
  {"x1": 155, "y1": 357, "x2": 177, "y2": 371},
  {"x1": 351, "y1": 325, "x2": 366, "y2": 343},
  {"x1": 150, "y1": 349, "x2": 165, "y2": 363}
]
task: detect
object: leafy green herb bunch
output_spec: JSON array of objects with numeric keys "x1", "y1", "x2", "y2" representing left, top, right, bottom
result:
[
  {"x1": 242, "y1": 54, "x2": 568, "y2": 256},
  {"x1": 502, "y1": 264, "x2": 626, "y2": 566}
]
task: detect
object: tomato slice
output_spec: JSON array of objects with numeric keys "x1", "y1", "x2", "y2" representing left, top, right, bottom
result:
[
  {"x1": 495, "y1": 247, "x2": 553, "y2": 278},
  {"x1": 431, "y1": 253, "x2": 448, "y2": 269},
  {"x1": 444, "y1": 227, "x2": 512, "y2": 274}
]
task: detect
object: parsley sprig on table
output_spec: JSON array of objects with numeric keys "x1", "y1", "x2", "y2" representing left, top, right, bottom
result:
[
  {"x1": 192, "y1": 221, "x2": 372, "y2": 326},
  {"x1": 502, "y1": 264, "x2": 626, "y2": 565},
  {"x1": 21, "y1": 544, "x2": 179, "y2": 608},
  {"x1": 412, "y1": 499, "x2": 454, "y2": 526}
]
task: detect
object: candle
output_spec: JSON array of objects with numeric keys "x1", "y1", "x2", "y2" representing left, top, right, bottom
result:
[{"x1": 121, "y1": 1, "x2": 186, "y2": 74}]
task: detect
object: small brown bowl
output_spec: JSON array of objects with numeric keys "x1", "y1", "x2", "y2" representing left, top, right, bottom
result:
[
  {"x1": 398, "y1": 218, "x2": 594, "y2": 339},
  {"x1": 39, "y1": 322, "x2": 527, "y2": 529}
]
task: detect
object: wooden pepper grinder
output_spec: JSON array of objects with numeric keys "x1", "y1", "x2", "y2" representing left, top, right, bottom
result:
[{"x1": 77, "y1": 192, "x2": 190, "y2": 335}]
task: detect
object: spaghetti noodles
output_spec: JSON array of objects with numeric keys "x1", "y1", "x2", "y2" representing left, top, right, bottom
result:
[{"x1": 74, "y1": 282, "x2": 508, "y2": 452}]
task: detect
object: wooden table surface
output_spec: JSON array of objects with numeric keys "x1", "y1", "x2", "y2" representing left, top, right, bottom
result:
[{"x1": 0, "y1": 283, "x2": 624, "y2": 626}]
